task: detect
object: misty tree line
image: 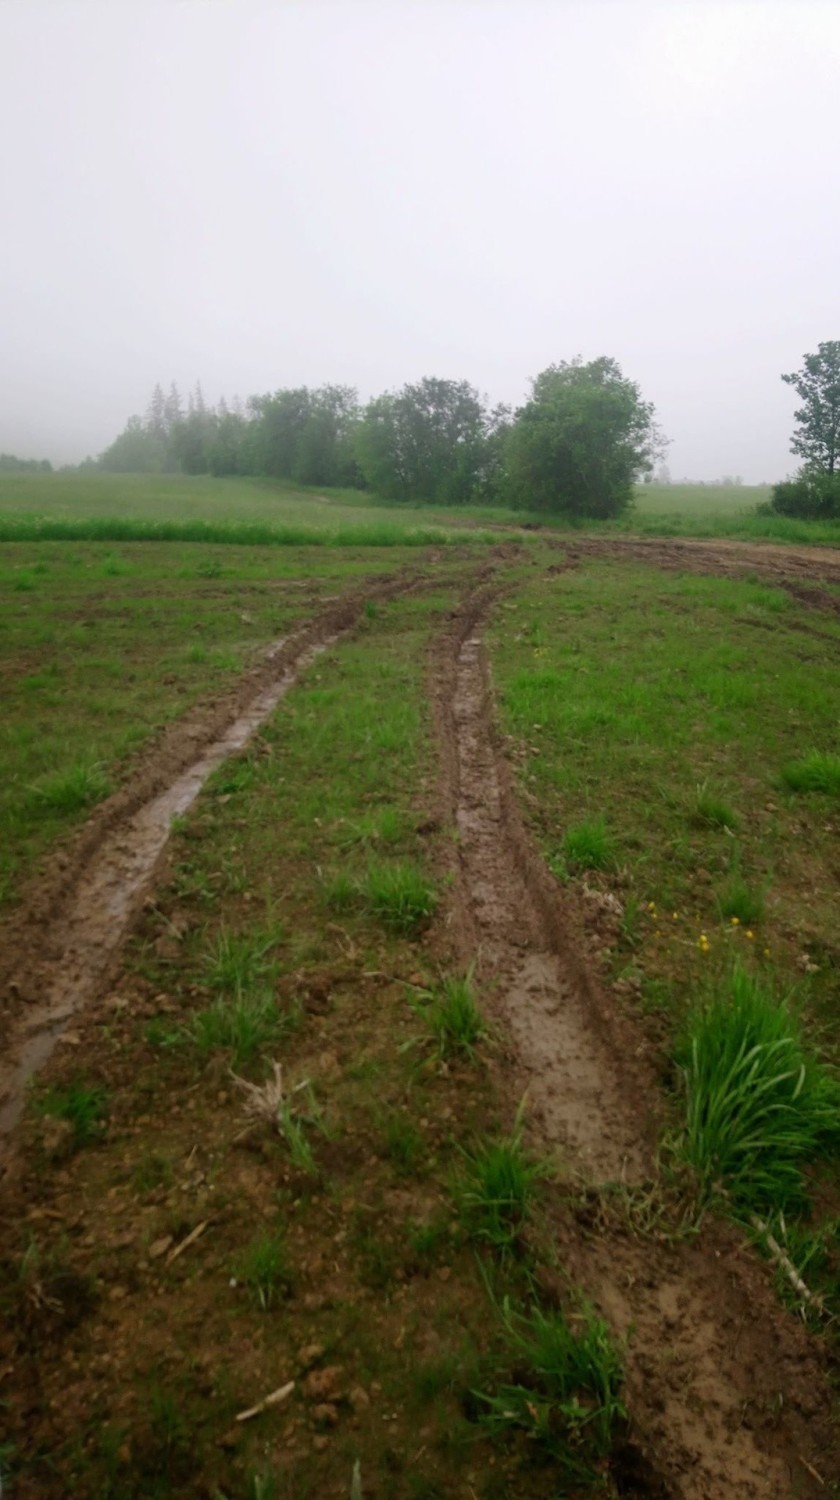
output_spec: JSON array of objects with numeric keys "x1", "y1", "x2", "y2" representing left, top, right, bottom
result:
[
  {"x1": 0, "y1": 453, "x2": 53, "y2": 473},
  {"x1": 93, "y1": 359, "x2": 663, "y2": 518}
]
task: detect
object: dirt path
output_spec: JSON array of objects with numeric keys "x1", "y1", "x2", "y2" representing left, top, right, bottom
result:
[
  {"x1": 0, "y1": 569, "x2": 424, "y2": 1140},
  {"x1": 431, "y1": 581, "x2": 837, "y2": 1497}
]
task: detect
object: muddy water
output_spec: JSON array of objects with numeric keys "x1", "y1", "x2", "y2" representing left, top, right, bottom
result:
[
  {"x1": 0, "y1": 637, "x2": 330, "y2": 1136},
  {"x1": 452, "y1": 632, "x2": 644, "y2": 1180}
]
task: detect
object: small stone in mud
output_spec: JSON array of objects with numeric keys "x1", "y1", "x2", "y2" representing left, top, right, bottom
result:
[
  {"x1": 149, "y1": 1236, "x2": 173, "y2": 1259},
  {"x1": 312, "y1": 1402, "x2": 339, "y2": 1428},
  {"x1": 349, "y1": 1385, "x2": 370, "y2": 1414}
]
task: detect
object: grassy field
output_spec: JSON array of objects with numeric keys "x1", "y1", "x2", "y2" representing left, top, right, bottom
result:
[
  {"x1": 0, "y1": 540, "x2": 439, "y2": 907},
  {"x1": 2, "y1": 470, "x2": 839, "y2": 546},
  {"x1": 491, "y1": 553, "x2": 840, "y2": 1266},
  {"x1": 2, "y1": 490, "x2": 840, "y2": 1494},
  {"x1": 2, "y1": 582, "x2": 625, "y2": 1499}
]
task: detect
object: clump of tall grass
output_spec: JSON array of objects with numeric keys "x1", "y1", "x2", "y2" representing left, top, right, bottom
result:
[
  {"x1": 363, "y1": 859, "x2": 437, "y2": 934},
  {"x1": 672, "y1": 964, "x2": 840, "y2": 1213},
  {"x1": 781, "y1": 750, "x2": 840, "y2": 796},
  {"x1": 716, "y1": 876, "x2": 765, "y2": 926},
  {"x1": 690, "y1": 783, "x2": 738, "y2": 832},
  {"x1": 203, "y1": 924, "x2": 283, "y2": 994},
  {"x1": 414, "y1": 967, "x2": 488, "y2": 1059},
  {"x1": 323, "y1": 860, "x2": 436, "y2": 935},
  {"x1": 476, "y1": 1298, "x2": 624, "y2": 1480},
  {"x1": 456, "y1": 1117, "x2": 551, "y2": 1253},
  {"x1": 27, "y1": 760, "x2": 111, "y2": 816},
  {"x1": 562, "y1": 817, "x2": 615, "y2": 872}
]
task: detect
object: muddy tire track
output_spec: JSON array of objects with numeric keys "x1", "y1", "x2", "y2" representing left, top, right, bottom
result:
[
  {"x1": 0, "y1": 568, "x2": 427, "y2": 1138},
  {"x1": 431, "y1": 581, "x2": 837, "y2": 1497}
]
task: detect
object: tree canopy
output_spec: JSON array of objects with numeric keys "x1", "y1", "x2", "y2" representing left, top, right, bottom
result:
[
  {"x1": 355, "y1": 378, "x2": 489, "y2": 505},
  {"x1": 781, "y1": 341, "x2": 840, "y2": 476},
  {"x1": 504, "y1": 358, "x2": 658, "y2": 518}
]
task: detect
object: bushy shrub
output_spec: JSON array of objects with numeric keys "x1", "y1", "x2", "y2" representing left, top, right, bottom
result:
[{"x1": 770, "y1": 472, "x2": 840, "y2": 519}]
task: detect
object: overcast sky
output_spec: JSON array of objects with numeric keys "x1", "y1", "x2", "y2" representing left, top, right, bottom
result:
[{"x1": 1, "y1": 0, "x2": 838, "y2": 480}]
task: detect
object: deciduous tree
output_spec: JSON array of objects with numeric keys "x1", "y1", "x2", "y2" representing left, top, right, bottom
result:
[
  {"x1": 781, "y1": 341, "x2": 840, "y2": 475},
  {"x1": 504, "y1": 358, "x2": 658, "y2": 518}
]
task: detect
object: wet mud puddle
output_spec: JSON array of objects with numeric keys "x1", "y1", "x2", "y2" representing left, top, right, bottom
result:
[{"x1": 0, "y1": 635, "x2": 330, "y2": 1135}]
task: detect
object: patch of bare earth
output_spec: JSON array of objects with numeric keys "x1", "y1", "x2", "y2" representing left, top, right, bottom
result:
[{"x1": 430, "y1": 578, "x2": 838, "y2": 1497}]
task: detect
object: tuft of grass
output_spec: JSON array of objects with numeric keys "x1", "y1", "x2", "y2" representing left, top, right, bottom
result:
[
  {"x1": 203, "y1": 924, "x2": 283, "y2": 994},
  {"x1": 363, "y1": 859, "x2": 437, "y2": 935},
  {"x1": 234, "y1": 1231, "x2": 291, "y2": 1311},
  {"x1": 672, "y1": 964, "x2": 840, "y2": 1212},
  {"x1": 562, "y1": 817, "x2": 615, "y2": 872},
  {"x1": 277, "y1": 1095, "x2": 324, "y2": 1175},
  {"x1": 384, "y1": 1114, "x2": 424, "y2": 1175},
  {"x1": 27, "y1": 759, "x2": 111, "y2": 816},
  {"x1": 188, "y1": 991, "x2": 288, "y2": 1068},
  {"x1": 716, "y1": 877, "x2": 765, "y2": 925},
  {"x1": 322, "y1": 869, "x2": 359, "y2": 913},
  {"x1": 690, "y1": 784, "x2": 738, "y2": 832},
  {"x1": 475, "y1": 1299, "x2": 625, "y2": 1479},
  {"x1": 415, "y1": 968, "x2": 488, "y2": 1059},
  {"x1": 36, "y1": 1080, "x2": 107, "y2": 1146},
  {"x1": 456, "y1": 1120, "x2": 551, "y2": 1253},
  {"x1": 781, "y1": 750, "x2": 840, "y2": 796}
]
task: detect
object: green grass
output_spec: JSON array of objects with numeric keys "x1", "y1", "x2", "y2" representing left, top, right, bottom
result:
[
  {"x1": 6, "y1": 470, "x2": 840, "y2": 546},
  {"x1": 781, "y1": 750, "x2": 840, "y2": 796},
  {"x1": 716, "y1": 876, "x2": 765, "y2": 925},
  {"x1": 187, "y1": 991, "x2": 290, "y2": 1069},
  {"x1": 490, "y1": 559, "x2": 840, "y2": 1011},
  {"x1": 234, "y1": 1231, "x2": 291, "y2": 1311},
  {"x1": 456, "y1": 1124, "x2": 550, "y2": 1254},
  {"x1": 36, "y1": 1080, "x2": 107, "y2": 1146},
  {"x1": 384, "y1": 1114, "x2": 425, "y2": 1174},
  {"x1": 672, "y1": 965, "x2": 840, "y2": 1213},
  {"x1": 415, "y1": 969, "x2": 488, "y2": 1059},
  {"x1": 476, "y1": 1299, "x2": 625, "y2": 1480},
  {"x1": 690, "y1": 785, "x2": 739, "y2": 833},
  {"x1": 0, "y1": 537, "x2": 416, "y2": 907},
  {"x1": 203, "y1": 924, "x2": 284, "y2": 994},
  {"x1": 363, "y1": 859, "x2": 437, "y2": 934},
  {"x1": 561, "y1": 816, "x2": 615, "y2": 872},
  {"x1": 26, "y1": 759, "x2": 112, "y2": 815},
  {"x1": 0, "y1": 473, "x2": 511, "y2": 546},
  {"x1": 323, "y1": 858, "x2": 437, "y2": 935}
]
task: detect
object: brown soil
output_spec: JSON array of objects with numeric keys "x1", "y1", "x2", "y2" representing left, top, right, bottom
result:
[{"x1": 430, "y1": 576, "x2": 838, "y2": 1496}]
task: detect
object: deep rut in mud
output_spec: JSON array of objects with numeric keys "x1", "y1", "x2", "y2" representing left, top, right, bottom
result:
[
  {"x1": 447, "y1": 616, "x2": 645, "y2": 1180},
  {"x1": 432, "y1": 583, "x2": 837, "y2": 1498},
  {"x1": 0, "y1": 571, "x2": 422, "y2": 1137}
]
